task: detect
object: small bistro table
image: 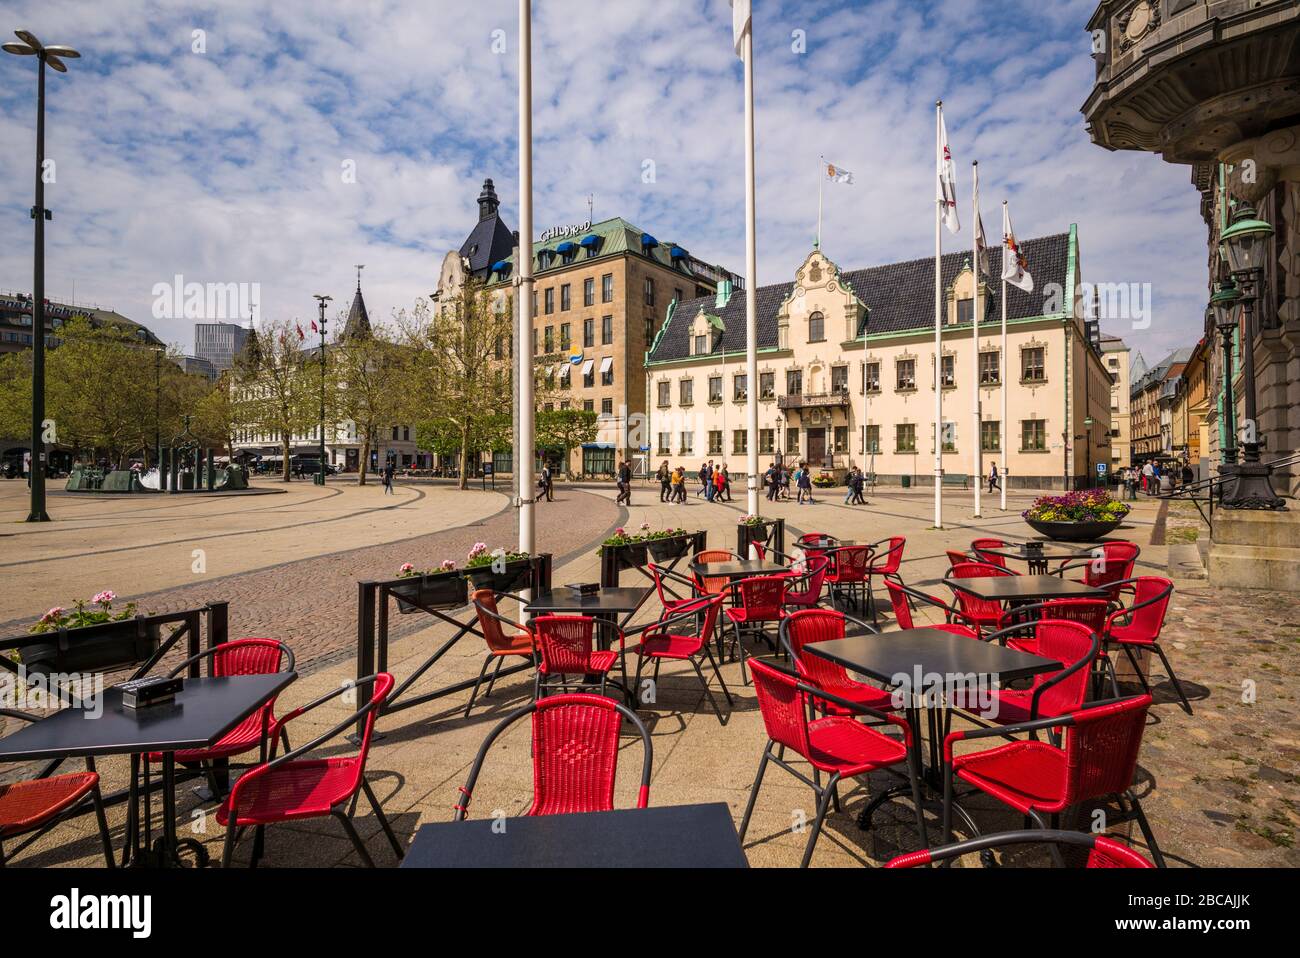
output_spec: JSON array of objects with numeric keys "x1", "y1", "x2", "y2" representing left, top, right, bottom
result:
[
  {"x1": 945, "y1": 574, "x2": 1109, "y2": 605},
  {"x1": 402, "y1": 803, "x2": 748, "y2": 868},
  {"x1": 689, "y1": 559, "x2": 787, "y2": 581},
  {"x1": 0, "y1": 674, "x2": 295, "y2": 868},
  {"x1": 525, "y1": 587, "x2": 653, "y2": 645},
  {"x1": 976, "y1": 542, "x2": 1094, "y2": 575}
]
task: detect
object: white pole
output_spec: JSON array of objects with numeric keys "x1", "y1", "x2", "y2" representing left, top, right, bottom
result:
[
  {"x1": 517, "y1": 0, "x2": 535, "y2": 558},
  {"x1": 933, "y1": 100, "x2": 944, "y2": 529},
  {"x1": 1000, "y1": 202, "x2": 1008, "y2": 511},
  {"x1": 972, "y1": 161, "x2": 982, "y2": 518},
  {"x1": 743, "y1": 25, "x2": 760, "y2": 523}
]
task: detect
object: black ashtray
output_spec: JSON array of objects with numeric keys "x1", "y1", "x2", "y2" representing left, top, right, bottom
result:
[
  {"x1": 117, "y1": 676, "x2": 184, "y2": 710},
  {"x1": 564, "y1": 582, "x2": 600, "y2": 596},
  {"x1": 1025, "y1": 541, "x2": 1045, "y2": 554}
]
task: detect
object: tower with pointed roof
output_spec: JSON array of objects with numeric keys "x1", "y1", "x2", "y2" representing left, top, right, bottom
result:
[
  {"x1": 341, "y1": 265, "x2": 371, "y2": 340},
  {"x1": 458, "y1": 178, "x2": 516, "y2": 281}
]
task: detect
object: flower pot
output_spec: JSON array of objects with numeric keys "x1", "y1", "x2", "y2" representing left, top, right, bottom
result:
[
  {"x1": 646, "y1": 536, "x2": 691, "y2": 562},
  {"x1": 391, "y1": 573, "x2": 468, "y2": 614},
  {"x1": 18, "y1": 618, "x2": 162, "y2": 678},
  {"x1": 1024, "y1": 517, "x2": 1123, "y2": 542},
  {"x1": 615, "y1": 543, "x2": 649, "y2": 568},
  {"x1": 467, "y1": 558, "x2": 534, "y2": 594}
]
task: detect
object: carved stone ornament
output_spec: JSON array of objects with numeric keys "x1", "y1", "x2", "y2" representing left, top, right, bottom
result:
[{"x1": 1117, "y1": 0, "x2": 1160, "y2": 51}]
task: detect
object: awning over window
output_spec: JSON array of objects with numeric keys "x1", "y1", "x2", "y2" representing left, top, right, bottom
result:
[
  {"x1": 579, "y1": 234, "x2": 599, "y2": 248},
  {"x1": 581, "y1": 359, "x2": 594, "y2": 376},
  {"x1": 641, "y1": 233, "x2": 658, "y2": 249},
  {"x1": 492, "y1": 260, "x2": 511, "y2": 273},
  {"x1": 670, "y1": 245, "x2": 687, "y2": 259},
  {"x1": 599, "y1": 357, "x2": 613, "y2": 373},
  {"x1": 556, "y1": 241, "x2": 576, "y2": 254},
  {"x1": 559, "y1": 364, "x2": 571, "y2": 380},
  {"x1": 582, "y1": 443, "x2": 615, "y2": 449}
]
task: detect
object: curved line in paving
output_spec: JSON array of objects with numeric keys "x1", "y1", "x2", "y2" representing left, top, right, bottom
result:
[{"x1": 19, "y1": 484, "x2": 347, "y2": 526}]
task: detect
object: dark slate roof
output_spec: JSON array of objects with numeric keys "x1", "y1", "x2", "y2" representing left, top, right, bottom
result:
[
  {"x1": 342, "y1": 284, "x2": 371, "y2": 339},
  {"x1": 647, "y1": 231, "x2": 1072, "y2": 364}
]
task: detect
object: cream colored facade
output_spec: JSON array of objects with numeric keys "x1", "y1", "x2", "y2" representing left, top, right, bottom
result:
[
  {"x1": 646, "y1": 233, "x2": 1114, "y2": 490},
  {"x1": 1100, "y1": 336, "x2": 1131, "y2": 470}
]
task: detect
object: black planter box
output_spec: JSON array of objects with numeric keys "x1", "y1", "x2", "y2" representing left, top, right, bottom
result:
[
  {"x1": 466, "y1": 558, "x2": 535, "y2": 594},
  {"x1": 646, "y1": 535, "x2": 692, "y2": 562},
  {"x1": 1024, "y1": 517, "x2": 1123, "y2": 542},
  {"x1": 18, "y1": 618, "x2": 162, "y2": 677},
  {"x1": 391, "y1": 573, "x2": 469, "y2": 614},
  {"x1": 615, "y1": 543, "x2": 649, "y2": 567}
]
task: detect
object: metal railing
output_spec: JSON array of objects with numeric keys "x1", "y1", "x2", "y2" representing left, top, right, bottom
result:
[{"x1": 1156, "y1": 451, "x2": 1299, "y2": 532}]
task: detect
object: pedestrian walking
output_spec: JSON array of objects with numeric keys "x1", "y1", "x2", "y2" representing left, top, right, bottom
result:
[
  {"x1": 713, "y1": 464, "x2": 726, "y2": 503},
  {"x1": 796, "y1": 461, "x2": 814, "y2": 504},
  {"x1": 382, "y1": 459, "x2": 395, "y2": 495},
  {"x1": 657, "y1": 461, "x2": 671, "y2": 502},
  {"x1": 671, "y1": 465, "x2": 686, "y2": 503},
  {"x1": 615, "y1": 460, "x2": 632, "y2": 505},
  {"x1": 851, "y1": 467, "x2": 866, "y2": 505},
  {"x1": 988, "y1": 463, "x2": 1000, "y2": 494}
]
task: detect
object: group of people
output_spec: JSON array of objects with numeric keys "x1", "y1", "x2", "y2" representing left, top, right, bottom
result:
[
  {"x1": 655, "y1": 460, "x2": 733, "y2": 505},
  {"x1": 762, "y1": 461, "x2": 823, "y2": 505}
]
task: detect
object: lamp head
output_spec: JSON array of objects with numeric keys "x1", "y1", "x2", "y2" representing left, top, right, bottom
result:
[
  {"x1": 1209, "y1": 278, "x2": 1242, "y2": 333},
  {"x1": 1220, "y1": 203, "x2": 1274, "y2": 276}
]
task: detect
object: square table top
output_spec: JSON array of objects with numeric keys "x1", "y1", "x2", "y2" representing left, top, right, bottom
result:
[
  {"x1": 977, "y1": 543, "x2": 1091, "y2": 562},
  {"x1": 804, "y1": 628, "x2": 1062, "y2": 686},
  {"x1": 401, "y1": 803, "x2": 748, "y2": 869},
  {"x1": 0, "y1": 673, "x2": 296, "y2": 762},
  {"x1": 945, "y1": 574, "x2": 1109, "y2": 602},
  {"x1": 691, "y1": 559, "x2": 787, "y2": 579},
  {"x1": 525, "y1": 587, "x2": 652, "y2": 615}
]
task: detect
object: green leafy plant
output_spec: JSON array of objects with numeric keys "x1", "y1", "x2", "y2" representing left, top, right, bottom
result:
[
  {"x1": 28, "y1": 591, "x2": 139, "y2": 635},
  {"x1": 1023, "y1": 489, "x2": 1130, "y2": 523},
  {"x1": 465, "y1": 542, "x2": 531, "y2": 569},
  {"x1": 397, "y1": 560, "x2": 456, "y2": 578}
]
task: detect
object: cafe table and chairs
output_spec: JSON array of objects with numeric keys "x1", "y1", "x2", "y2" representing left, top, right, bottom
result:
[{"x1": 974, "y1": 540, "x2": 1092, "y2": 575}]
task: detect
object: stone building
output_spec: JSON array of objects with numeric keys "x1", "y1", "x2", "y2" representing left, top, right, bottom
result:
[{"x1": 1100, "y1": 334, "x2": 1133, "y2": 470}]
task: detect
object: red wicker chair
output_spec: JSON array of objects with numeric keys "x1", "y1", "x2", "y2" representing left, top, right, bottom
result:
[
  {"x1": 0, "y1": 709, "x2": 114, "y2": 868},
  {"x1": 886, "y1": 828, "x2": 1155, "y2": 868},
  {"x1": 883, "y1": 579, "x2": 979, "y2": 638},
  {"x1": 453, "y1": 693, "x2": 652, "y2": 819},
  {"x1": 780, "y1": 608, "x2": 896, "y2": 715},
  {"x1": 629, "y1": 594, "x2": 732, "y2": 724},
  {"x1": 467, "y1": 589, "x2": 539, "y2": 718},
  {"x1": 970, "y1": 538, "x2": 1010, "y2": 569},
  {"x1": 218, "y1": 673, "x2": 402, "y2": 868},
  {"x1": 945, "y1": 561, "x2": 1017, "y2": 637},
  {"x1": 1056, "y1": 541, "x2": 1140, "y2": 603},
  {"x1": 864, "y1": 536, "x2": 906, "y2": 623},
  {"x1": 723, "y1": 574, "x2": 789, "y2": 684},
  {"x1": 1104, "y1": 576, "x2": 1190, "y2": 714},
  {"x1": 738, "y1": 659, "x2": 927, "y2": 867},
  {"x1": 532, "y1": 614, "x2": 627, "y2": 700},
  {"x1": 782, "y1": 554, "x2": 832, "y2": 611},
  {"x1": 825, "y1": 545, "x2": 873, "y2": 610},
  {"x1": 941, "y1": 693, "x2": 1164, "y2": 867}
]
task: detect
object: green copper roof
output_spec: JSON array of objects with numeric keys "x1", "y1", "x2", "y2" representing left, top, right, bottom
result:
[{"x1": 486, "y1": 217, "x2": 690, "y2": 281}]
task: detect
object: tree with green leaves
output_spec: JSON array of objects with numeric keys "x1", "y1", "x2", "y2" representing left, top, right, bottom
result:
[
  {"x1": 330, "y1": 322, "x2": 407, "y2": 486},
  {"x1": 232, "y1": 318, "x2": 318, "y2": 482},
  {"x1": 536, "y1": 409, "x2": 598, "y2": 479}
]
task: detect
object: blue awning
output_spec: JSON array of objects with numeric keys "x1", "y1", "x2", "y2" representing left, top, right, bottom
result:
[
  {"x1": 491, "y1": 260, "x2": 511, "y2": 272},
  {"x1": 579, "y1": 234, "x2": 599, "y2": 248},
  {"x1": 556, "y1": 241, "x2": 576, "y2": 254},
  {"x1": 641, "y1": 233, "x2": 658, "y2": 248},
  {"x1": 670, "y1": 245, "x2": 687, "y2": 259},
  {"x1": 582, "y1": 442, "x2": 615, "y2": 449}
]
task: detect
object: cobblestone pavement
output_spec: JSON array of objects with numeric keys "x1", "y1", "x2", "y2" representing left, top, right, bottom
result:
[{"x1": 3, "y1": 481, "x2": 1296, "y2": 868}]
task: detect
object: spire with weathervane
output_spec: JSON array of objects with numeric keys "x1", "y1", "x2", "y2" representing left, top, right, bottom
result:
[{"x1": 341, "y1": 264, "x2": 371, "y2": 340}]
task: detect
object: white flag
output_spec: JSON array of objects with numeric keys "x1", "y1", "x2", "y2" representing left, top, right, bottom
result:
[
  {"x1": 937, "y1": 108, "x2": 959, "y2": 233},
  {"x1": 730, "y1": 0, "x2": 751, "y2": 58},
  {"x1": 1002, "y1": 203, "x2": 1034, "y2": 293},
  {"x1": 825, "y1": 162, "x2": 854, "y2": 185},
  {"x1": 975, "y1": 208, "x2": 990, "y2": 276}
]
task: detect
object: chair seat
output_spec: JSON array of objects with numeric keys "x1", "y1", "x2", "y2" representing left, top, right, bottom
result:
[
  {"x1": 952, "y1": 740, "x2": 1068, "y2": 814},
  {"x1": 0, "y1": 772, "x2": 99, "y2": 834},
  {"x1": 1107, "y1": 624, "x2": 1155, "y2": 646},
  {"x1": 948, "y1": 687, "x2": 1040, "y2": 726},
  {"x1": 490, "y1": 632, "x2": 537, "y2": 656},
  {"x1": 935, "y1": 623, "x2": 979, "y2": 639},
  {"x1": 539, "y1": 649, "x2": 618, "y2": 675},
  {"x1": 812, "y1": 680, "x2": 896, "y2": 716},
  {"x1": 806, "y1": 716, "x2": 908, "y2": 776},
  {"x1": 148, "y1": 710, "x2": 273, "y2": 764},
  {"x1": 217, "y1": 757, "x2": 361, "y2": 826},
  {"x1": 724, "y1": 607, "x2": 785, "y2": 625},
  {"x1": 632, "y1": 632, "x2": 703, "y2": 660}
]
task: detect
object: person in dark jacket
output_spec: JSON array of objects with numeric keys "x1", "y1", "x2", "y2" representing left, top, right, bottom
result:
[{"x1": 615, "y1": 461, "x2": 632, "y2": 505}]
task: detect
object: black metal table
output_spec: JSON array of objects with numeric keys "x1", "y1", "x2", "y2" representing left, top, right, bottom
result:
[
  {"x1": 803, "y1": 629, "x2": 1061, "y2": 829},
  {"x1": 690, "y1": 559, "x2": 787, "y2": 580},
  {"x1": 946, "y1": 574, "x2": 1108, "y2": 604},
  {"x1": 0, "y1": 674, "x2": 295, "y2": 867},
  {"x1": 401, "y1": 803, "x2": 748, "y2": 868},
  {"x1": 976, "y1": 543, "x2": 1092, "y2": 575},
  {"x1": 526, "y1": 587, "x2": 652, "y2": 623}
]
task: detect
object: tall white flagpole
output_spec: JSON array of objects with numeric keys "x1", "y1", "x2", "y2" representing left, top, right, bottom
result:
[
  {"x1": 933, "y1": 100, "x2": 944, "y2": 529},
  {"x1": 743, "y1": 20, "x2": 760, "y2": 522},
  {"x1": 972, "y1": 161, "x2": 982, "y2": 518},
  {"x1": 517, "y1": 0, "x2": 535, "y2": 559},
  {"x1": 1000, "y1": 200, "x2": 1009, "y2": 511}
]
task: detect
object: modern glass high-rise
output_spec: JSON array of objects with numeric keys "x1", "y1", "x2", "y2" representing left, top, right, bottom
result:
[{"x1": 193, "y1": 321, "x2": 250, "y2": 372}]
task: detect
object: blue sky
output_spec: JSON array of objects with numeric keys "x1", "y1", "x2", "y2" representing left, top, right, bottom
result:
[{"x1": 0, "y1": 0, "x2": 1206, "y2": 367}]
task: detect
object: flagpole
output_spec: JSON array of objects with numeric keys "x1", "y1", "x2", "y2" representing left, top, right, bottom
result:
[
  {"x1": 971, "y1": 161, "x2": 982, "y2": 518},
  {"x1": 1000, "y1": 201, "x2": 1008, "y2": 512},
  {"x1": 517, "y1": 0, "x2": 536, "y2": 560},
  {"x1": 933, "y1": 100, "x2": 944, "y2": 530},
  {"x1": 743, "y1": 22, "x2": 760, "y2": 523},
  {"x1": 816, "y1": 155, "x2": 823, "y2": 249}
]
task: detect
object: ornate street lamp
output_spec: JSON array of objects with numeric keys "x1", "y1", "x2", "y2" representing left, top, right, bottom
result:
[
  {"x1": 1219, "y1": 203, "x2": 1285, "y2": 509},
  {"x1": 1210, "y1": 279, "x2": 1242, "y2": 470},
  {"x1": 312, "y1": 294, "x2": 331, "y2": 487},
  {"x1": 4, "y1": 30, "x2": 80, "y2": 521}
]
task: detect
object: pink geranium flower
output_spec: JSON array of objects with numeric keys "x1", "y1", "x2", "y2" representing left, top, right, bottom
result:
[{"x1": 92, "y1": 591, "x2": 116, "y2": 607}]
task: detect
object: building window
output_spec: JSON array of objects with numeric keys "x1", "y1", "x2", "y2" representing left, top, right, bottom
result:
[
  {"x1": 392, "y1": 426, "x2": 400, "y2": 441},
  {"x1": 864, "y1": 361, "x2": 880, "y2": 393},
  {"x1": 733, "y1": 373, "x2": 747, "y2": 401},
  {"x1": 583, "y1": 399, "x2": 594, "y2": 412},
  {"x1": 786, "y1": 369, "x2": 803, "y2": 396},
  {"x1": 674, "y1": 287, "x2": 683, "y2": 304},
  {"x1": 559, "y1": 323, "x2": 571, "y2": 350},
  {"x1": 601, "y1": 315, "x2": 613, "y2": 345},
  {"x1": 759, "y1": 371, "x2": 774, "y2": 399},
  {"x1": 981, "y1": 420, "x2": 1000, "y2": 453},
  {"x1": 544, "y1": 288, "x2": 554, "y2": 315},
  {"x1": 544, "y1": 326, "x2": 554, "y2": 352},
  {"x1": 680, "y1": 431, "x2": 693, "y2": 455},
  {"x1": 733, "y1": 430, "x2": 747, "y2": 454},
  {"x1": 834, "y1": 426, "x2": 848, "y2": 453},
  {"x1": 601, "y1": 360, "x2": 614, "y2": 386},
  {"x1": 644, "y1": 278, "x2": 655, "y2": 307},
  {"x1": 708, "y1": 430, "x2": 723, "y2": 455},
  {"x1": 584, "y1": 277, "x2": 595, "y2": 307},
  {"x1": 583, "y1": 317, "x2": 594, "y2": 347},
  {"x1": 831, "y1": 365, "x2": 848, "y2": 394},
  {"x1": 583, "y1": 446, "x2": 614, "y2": 476},
  {"x1": 896, "y1": 359, "x2": 916, "y2": 391},
  {"x1": 583, "y1": 365, "x2": 595, "y2": 388},
  {"x1": 759, "y1": 429, "x2": 775, "y2": 454},
  {"x1": 657, "y1": 432, "x2": 671, "y2": 455},
  {"x1": 896, "y1": 423, "x2": 916, "y2": 453},
  {"x1": 938, "y1": 354, "x2": 955, "y2": 388},
  {"x1": 679, "y1": 378, "x2": 694, "y2": 406},
  {"x1": 601, "y1": 398, "x2": 613, "y2": 415},
  {"x1": 693, "y1": 333, "x2": 708, "y2": 356},
  {"x1": 542, "y1": 402, "x2": 553, "y2": 413},
  {"x1": 1021, "y1": 347, "x2": 1046, "y2": 382},
  {"x1": 560, "y1": 284, "x2": 571, "y2": 311},
  {"x1": 644, "y1": 318, "x2": 654, "y2": 342},
  {"x1": 708, "y1": 375, "x2": 723, "y2": 403},
  {"x1": 601, "y1": 273, "x2": 613, "y2": 303},
  {"x1": 940, "y1": 422, "x2": 957, "y2": 453},
  {"x1": 532, "y1": 327, "x2": 538, "y2": 355},
  {"x1": 657, "y1": 381, "x2": 671, "y2": 407},
  {"x1": 863, "y1": 424, "x2": 881, "y2": 454},
  {"x1": 786, "y1": 427, "x2": 799, "y2": 455},
  {"x1": 979, "y1": 350, "x2": 1000, "y2": 385},
  {"x1": 1021, "y1": 418, "x2": 1047, "y2": 451},
  {"x1": 808, "y1": 311, "x2": 825, "y2": 343},
  {"x1": 957, "y1": 298, "x2": 982, "y2": 325}
]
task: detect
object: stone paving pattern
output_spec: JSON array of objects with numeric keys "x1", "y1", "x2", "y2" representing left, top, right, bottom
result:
[{"x1": 1, "y1": 477, "x2": 1296, "y2": 867}]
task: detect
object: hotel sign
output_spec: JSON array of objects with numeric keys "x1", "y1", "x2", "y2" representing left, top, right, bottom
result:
[{"x1": 539, "y1": 220, "x2": 591, "y2": 243}]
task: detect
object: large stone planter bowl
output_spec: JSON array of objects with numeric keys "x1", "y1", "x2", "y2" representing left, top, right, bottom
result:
[{"x1": 1024, "y1": 517, "x2": 1123, "y2": 542}]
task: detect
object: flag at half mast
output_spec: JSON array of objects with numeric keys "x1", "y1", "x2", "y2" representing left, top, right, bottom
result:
[
  {"x1": 937, "y1": 106, "x2": 960, "y2": 233},
  {"x1": 1002, "y1": 203, "x2": 1034, "y2": 293}
]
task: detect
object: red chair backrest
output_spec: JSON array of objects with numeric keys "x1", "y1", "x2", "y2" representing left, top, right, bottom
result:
[
  {"x1": 796, "y1": 532, "x2": 830, "y2": 546},
  {"x1": 1024, "y1": 620, "x2": 1097, "y2": 717},
  {"x1": 1062, "y1": 694, "x2": 1152, "y2": 805},
  {"x1": 946, "y1": 550, "x2": 972, "y2": 568},
  {"x1": 748, "y1": 659, "x2": 812, "y2": 759},
  {"x1": 1087, "y1": 837, "x2": 1156, "y2": 868},
  {"x1": 530, "y1": 694, "x2": 626, "y2": 815},
  {"x1": 949, "y1": 561, "x2": 1013, "y2": 620},
  {"x1": 1112, "y1": 576, "x2": 1172, "y2": 642},
  {"x1": 352, "y1": 673, "x2": 396, "y2": 790},
  {"x1": 1084, "y1": 541, "x2": 1139, "y2": 596},
  {"x1": 832, "y1": 546, "x2": 871, "y2": 583},
  {"x1": 534, "y1": 615, "x2": 598, "y2": 675},
  {"x1": 885, "y1": 579, "x2": 917, "y2": 629},
  {"x1": 647, "y1": 564, "x2": 682, "y2": 610},
  {"x1": 970, "y1": 539, "x2": 1008, "y2": 568},
  {"x1": 784, "y1": 609, "x2": 863, "y2": 699},
  {"x1": 1035, "y1": 598, "x2": 1110, "y2": 634},
  {"x1": 472, "y1": 589, "x2": 531, "y2": 654},
  {"x1": 211, "y1": 638, "x2": 288, "y2": 677},
  {"x1": 736, "y1": 574, "x2": 788, "y2": 619},
  {"x1": 694, "y1": 549, "x2": 736, "y2": 596},
  {"x1": 870, "y1": 537, "x2": 905, "y2": 575},
  {"x1": 785, "y1": 555, "x2": 831, "y2": 605}
]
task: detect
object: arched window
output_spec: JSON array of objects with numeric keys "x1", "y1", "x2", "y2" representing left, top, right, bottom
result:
[{"x1": 808, "y1": 311, "x2": 825, "y2": 343}]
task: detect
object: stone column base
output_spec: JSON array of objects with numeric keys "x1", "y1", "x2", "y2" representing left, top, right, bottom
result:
[{"x1": 1208, "y1": 509, "x2": 1300, "y2": 591}]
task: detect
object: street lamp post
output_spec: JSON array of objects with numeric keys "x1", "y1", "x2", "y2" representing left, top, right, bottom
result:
[
  {"x1": 313, "y1": 295, "x2": 331, "y2": 487},
  {"x1": 1210, "y1": 279, "x2": 1242, "y2": 478},
  {"x1": 4, "y1": 30, "x2": 80, "y2": 522},
  {"x1": 1218, "y1": 203, "x2": 1285, "y2": 509}
]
